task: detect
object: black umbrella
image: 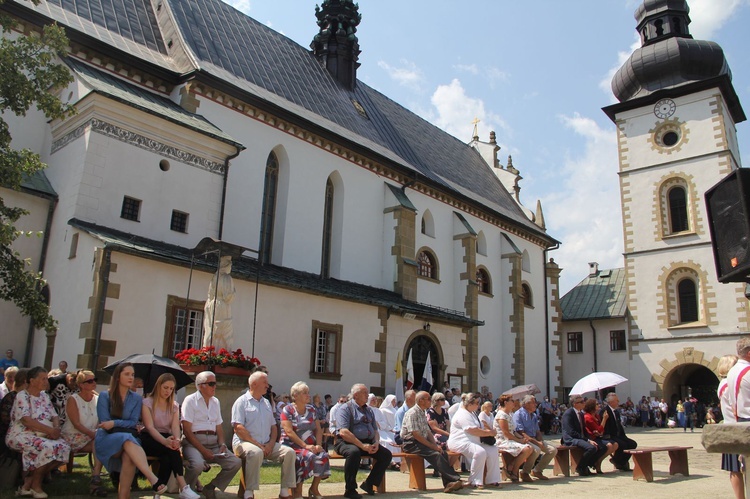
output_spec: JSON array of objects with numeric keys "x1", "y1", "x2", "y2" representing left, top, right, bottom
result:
[{"x1": 103, "y1": 353, "x2": 194, "y2": 394}]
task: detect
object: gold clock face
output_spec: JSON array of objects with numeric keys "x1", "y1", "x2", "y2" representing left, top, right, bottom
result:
[{"x1": 654, "y1": 99, "x2": 676, "y2": 119}]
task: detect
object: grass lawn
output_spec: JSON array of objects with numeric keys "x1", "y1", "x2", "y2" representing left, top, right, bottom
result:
[{"x1": 0, "y1": 455, "x2": 349, "y2": 499}]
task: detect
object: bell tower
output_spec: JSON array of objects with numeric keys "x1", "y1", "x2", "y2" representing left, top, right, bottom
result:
[{"x1": 602, "y1": 0, "x2": 748, "y2": 399}]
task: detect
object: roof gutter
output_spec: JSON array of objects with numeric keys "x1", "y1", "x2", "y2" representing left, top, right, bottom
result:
[{"x1": 25, "y1": 193, "x2": 58, "y2": 368}]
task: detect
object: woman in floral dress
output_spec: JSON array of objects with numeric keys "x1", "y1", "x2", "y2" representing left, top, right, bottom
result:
[
  {"x1": 280, "y1": 382, "x2": 330, "y2": 499},
  {"x1": 6, "y1": 366, "x2": 71, "y2": 498},
  {"x1": 493, "y1": 394, "x2": 532, "y2": 482}
]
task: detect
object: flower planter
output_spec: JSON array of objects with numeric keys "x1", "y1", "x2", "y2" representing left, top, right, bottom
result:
[
  {"x1": 214, "y1": 366, "x2": 251, "y2": 377},
  {"x1": 180, "y1": 364, "x2": 208, "y2": 374}
]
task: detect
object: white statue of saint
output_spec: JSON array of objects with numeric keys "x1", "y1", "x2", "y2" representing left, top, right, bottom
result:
[{"x1": 203, "y1": 255, "x2": 236, "y2": 351}]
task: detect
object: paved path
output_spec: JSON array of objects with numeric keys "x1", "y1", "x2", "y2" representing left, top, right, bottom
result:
[{"x1": 101, "y1": 426, "x2": 733, "y2": 498}]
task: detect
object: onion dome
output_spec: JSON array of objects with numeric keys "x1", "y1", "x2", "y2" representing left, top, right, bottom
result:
[{"x1": 612, "y1": 0, "x2": 730, "y2": 102}]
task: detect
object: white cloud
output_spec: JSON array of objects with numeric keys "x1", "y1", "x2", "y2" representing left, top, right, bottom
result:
[
  {"x1": 688, "y1": 0, "x2": 748, "y2": 39},
  {"x1": 454, "y1": 64, "x2": 509, "y2": 89},
  {"x1": 377, "y1": 59, "x2": 424, "y2": 91},
  {"x1": 223, "y1": 0, "x2": 251, "y2": 14},
  {"x1": 428, "y1": 79, "x2": 508, "y2": 141},
  {"x1": 454, "y1": 64, "x2": 479, "y2": 75},
  {"x1": 541, "y1": 113, "x2": 623, "y2": 294}
]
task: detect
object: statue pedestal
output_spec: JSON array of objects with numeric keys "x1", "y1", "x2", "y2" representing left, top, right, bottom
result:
[
  {"x1": 183, "y1": 371, "x2": 250, "y2": 439},
  {"x1": 702, "y1": 423, "x2": 750, "y2": 496}
]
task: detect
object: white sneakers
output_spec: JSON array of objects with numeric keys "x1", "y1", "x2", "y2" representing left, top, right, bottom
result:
[{"x1": 180, "y1": 485, "x2": 201, "y2": 499}]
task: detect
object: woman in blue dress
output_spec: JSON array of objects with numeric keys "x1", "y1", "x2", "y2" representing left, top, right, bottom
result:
[{"x1": 95, "y1": 363, "x2": 167, "y2": 499}]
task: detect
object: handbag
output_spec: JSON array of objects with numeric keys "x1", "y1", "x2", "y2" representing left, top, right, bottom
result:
[{"x1": 479, "y1": 435, "x2": 496, "y2": 446}]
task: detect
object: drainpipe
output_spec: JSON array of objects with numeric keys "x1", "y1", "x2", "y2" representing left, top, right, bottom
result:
[
  {"x1": 589, "y1": 319, "x2": 598, "y2": 372},
  {"x1": 91, "y1": 246, "x2": 113, "y2": 372},
  {"x1": 25, "y1": 195, "x2": 58, "y2": 368},
  {"x1": 218, "y1": 146, "x2": 242, "y2": 240},
  {"x1": 543, "y1": 243, "x2": 559, "y2": 398}
]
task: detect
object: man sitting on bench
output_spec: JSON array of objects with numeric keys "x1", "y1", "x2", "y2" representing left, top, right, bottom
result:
[
  {"x1": 401, "y1": 391, "x2": 464, "y2": 493},
  {"x1": 335, "y1": 384, "x2": 392, "y2": 499}
]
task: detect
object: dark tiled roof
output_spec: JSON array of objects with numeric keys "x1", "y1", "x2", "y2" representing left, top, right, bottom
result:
[
  {"x1": 560, "y1": 268, "x2": 628, "y2": 321},
  {"x1": 69, "y1": 218, "x2": 482, "y2": 327},
  {"x1": 21, "y1": 171, "x2": 57, "y2": 197},
  {"x1": 10, "y1": 0, "x2": 554, "y2": 242},
  {"x1": 14, "y1": 0, "x2": 179, "y2": 71},
  {"x1": 66, "y1": 58, "x2": 242, "y2": 147}
]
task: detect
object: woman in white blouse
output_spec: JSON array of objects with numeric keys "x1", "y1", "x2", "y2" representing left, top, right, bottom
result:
[{"x1": 447, "y1": 393, "x2": 500, "y2": 488}]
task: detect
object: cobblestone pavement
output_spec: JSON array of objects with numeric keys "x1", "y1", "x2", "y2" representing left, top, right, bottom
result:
[{"x1": 110, "y1": 426, "x2": 732, "y2": 499}]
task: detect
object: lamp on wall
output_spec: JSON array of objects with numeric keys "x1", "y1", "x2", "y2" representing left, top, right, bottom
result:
[{"x1": 423, "y1": 322, "x2": 430, "y2": 331}]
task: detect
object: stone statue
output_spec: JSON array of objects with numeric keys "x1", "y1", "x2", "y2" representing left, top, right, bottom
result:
[{"x1": 203, "y1": 255, "x2": 236, "y2": 351}]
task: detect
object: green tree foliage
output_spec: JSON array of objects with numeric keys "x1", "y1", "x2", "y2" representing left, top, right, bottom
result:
[{"x1": 0, "y1": 0, "x2": 74, "y2": 333}]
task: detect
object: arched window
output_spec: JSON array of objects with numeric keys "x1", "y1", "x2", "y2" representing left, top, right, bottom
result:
[
  {"x1": 522, "y1": 249, "x2": 531, "y2": 273},
  {"x1": 668, "y1": 186, "x2": 689, "y2": 233},
  {"x1": 476, "y1": 268, "x2": 491, "y2": 294},
  {"x1": 259, "y1": 152, "x2": 279, "y2": 264},
  {"x1": 677, "y1": 278, "x2": 698, "y2": 323},
  {"x1": 521, "y1": 283, "x2": 533, "y2": 307},
  {"x1": 476, "y1": 231, "x2": 487, "y2": 256},
  {"x1": 421, "y1": 210, "x2": 435, "y2": 237},
  {"x1": 417, "y1": 250, "x2": 437, "y2": 279},
  {"x1": 321, "y1": 178, "x2": 334, "y2": 278}
]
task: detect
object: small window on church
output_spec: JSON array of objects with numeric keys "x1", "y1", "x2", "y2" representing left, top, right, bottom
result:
[
  {"x1": 417, "y1": 250, "x2": 438, "y2": 279},
  {"x1": 170, "y1": 210, "x2": 189, "y2": 233},
  {"x1": 121, "y1": 196, "x2": 141, "y2": 222},
  {"x1": 677, "y1": 278, "x2": 698, "y2": 323},
  {"x1": 668, "y1": 186, "x2": 689, "y2": 233},
  {"x1": 521, "y1": 283, "x2": 533, "y2": 307},
  {"x1": 476, "y1": 268, "x2": 491, "y2": 295}
]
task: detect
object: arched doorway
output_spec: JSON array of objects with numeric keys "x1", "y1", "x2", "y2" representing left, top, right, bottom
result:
[
  {"x1": 663, "y1": 363, "x2": 719, "y2": 405},
  {"x1": 404, "y1": 333, "x2": 442, "y2": 392}
]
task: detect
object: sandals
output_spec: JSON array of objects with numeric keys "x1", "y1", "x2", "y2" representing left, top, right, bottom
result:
[
  {"x1": 152, "y1": 483, "x2": 168, "y2": 495},
  {"x1": 90, "y1": 476, "x2": 108, "y2": 497},
  {"x1": 308, "y1": 487, "x2": 323, "y2": 499}
]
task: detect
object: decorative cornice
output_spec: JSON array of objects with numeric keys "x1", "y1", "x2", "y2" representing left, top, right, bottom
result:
[{"x1": 52, "y1": 118, "x2": 225, "y2": 174}]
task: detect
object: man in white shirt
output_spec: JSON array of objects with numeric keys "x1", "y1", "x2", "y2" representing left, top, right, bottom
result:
[
  {"x1": 182, "y1": 371, "x2": 242, "y2": 499},
  {"x1": 727, "y1": 337, "x2": 750, "y2": 422},
  {"x1": 0, "y1": 365, "x2": 17, "y2": 399},
  {"x1": 232, "y1": 371, "x2": 296, "y2": 499}
]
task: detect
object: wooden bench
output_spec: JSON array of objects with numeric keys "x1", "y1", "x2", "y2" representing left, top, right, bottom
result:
[
  {"x1": 624, "y1": 446, "x2": 692, "y2": 482},
  {"x1": 552, "y1": 445, "x2": 584, "y2": 477},
  {"x1": 395, "y1": 451, "x2": 462, "y2": 490}
]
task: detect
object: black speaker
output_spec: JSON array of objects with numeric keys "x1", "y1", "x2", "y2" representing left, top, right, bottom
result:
[{"x1": 705, "y1": 169, "x2": 750, "y2": 283}]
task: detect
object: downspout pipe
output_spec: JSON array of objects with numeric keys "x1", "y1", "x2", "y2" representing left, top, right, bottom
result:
[
  {"x1": 25, "y1": 195, "x2": 58, "y2": 368},
  {"x1": 543, "y1": 242, "x2": 559, "y2": 398},
  {"x1": 589, "y1": 319, "x2": 598, "y2": 373},
  {"x1": 218, "y1": 146, "x2": 242, "y2": 240},
  {"x1": 92, "y1": 246, "x2": 113, "y2": 372}
]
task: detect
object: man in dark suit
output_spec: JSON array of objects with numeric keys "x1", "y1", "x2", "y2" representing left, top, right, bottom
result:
[
  {"x1": 561, "y1": 394, "x2": 607, "y2": 476},
  {"x1": 600, "y1": 393, "x2": 637, "y2": 471}
]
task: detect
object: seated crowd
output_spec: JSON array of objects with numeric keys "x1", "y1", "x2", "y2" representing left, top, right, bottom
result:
[{"x1": 0, "y1": 364, "x2": 639, "y2": 498}]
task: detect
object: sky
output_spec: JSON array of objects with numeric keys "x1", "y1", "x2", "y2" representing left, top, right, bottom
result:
[{"x1": 223, "y1": 0, "x2": 750, "y2": 294}]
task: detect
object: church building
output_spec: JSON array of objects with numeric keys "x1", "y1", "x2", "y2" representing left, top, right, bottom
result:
[
  {"x1": 1, "y1": 0, "x2": 562, "y2": 399},
  {"x1": 560, "y1": 0, "x2": 747, "y2": 404}
]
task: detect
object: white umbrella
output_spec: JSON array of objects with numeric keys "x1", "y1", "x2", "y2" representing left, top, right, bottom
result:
[
  {"x1": 502, "y1": 383, "x2": 541, "y2": 399},
  {"x1": 570, "y1": 372, "x2": 627, "y2": 396}
]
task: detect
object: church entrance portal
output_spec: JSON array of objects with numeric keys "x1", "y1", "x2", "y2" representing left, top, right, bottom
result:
[
  {"x1": 405, "y1": 334, "x2": 441, "y2": 391},
  {"x1": 662, "y1": 363, "x2": 719, "y2": 405}
]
